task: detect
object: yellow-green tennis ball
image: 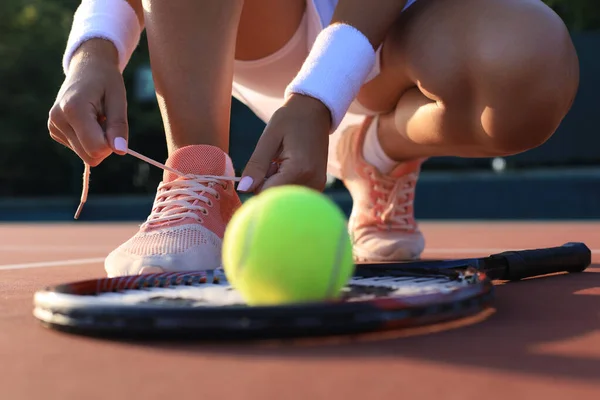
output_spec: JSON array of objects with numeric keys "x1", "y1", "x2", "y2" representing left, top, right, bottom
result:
[{"x1": 222, "y1": 185, "x2": 354, "y2": 306}]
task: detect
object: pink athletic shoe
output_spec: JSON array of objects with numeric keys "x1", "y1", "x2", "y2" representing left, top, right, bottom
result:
[
  {"x1": 104, "y1": 145, "x2": 242, "y2": 277},
  {"x1": 336, "y1": 117, "x2": 425, "y2": 262}
]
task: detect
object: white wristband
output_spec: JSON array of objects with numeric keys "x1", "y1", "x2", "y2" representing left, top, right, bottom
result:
[
  {"x1": 62, "y1": 0, "x2": 142, "y2": 75},
  {"x1": 284, "y1": 23, "x2": 376, "y2": 131}
]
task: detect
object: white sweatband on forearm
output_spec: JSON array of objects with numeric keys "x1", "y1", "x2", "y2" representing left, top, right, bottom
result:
[
  {"x1": 284, "y1": 23, "x2": 376, "y2": 132},
  {"x1": 62, "y1": 0, "x2": 142, "y2": 75}
]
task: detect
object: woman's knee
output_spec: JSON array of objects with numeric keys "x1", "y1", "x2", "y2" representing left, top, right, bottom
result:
[
  {"x1": 466, "y1": 4, "x2": 580, "y2": 154},
  {"x1": 372, "y1": 0, "x2": 580, "y2": 155}
]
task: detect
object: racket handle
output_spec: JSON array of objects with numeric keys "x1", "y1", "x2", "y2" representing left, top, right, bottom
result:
[{"x1": 490, "y1": 242, "x2": 591, "y2": 281}]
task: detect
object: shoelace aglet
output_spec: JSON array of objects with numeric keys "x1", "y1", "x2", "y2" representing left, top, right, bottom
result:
[
  {"x1": 74, "y1": 201, "x2": 85, "y2": 220},
  {"x1": 74, "y1": 163, "x2": 91, "y2": 220}
]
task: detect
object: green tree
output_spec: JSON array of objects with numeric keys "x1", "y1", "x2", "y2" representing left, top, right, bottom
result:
[
  {"x1": 0, "y1": 0, "x2": 164, "y2": 196},
  {"x1": 544, "y1": 0, "x2": 600, "y2": 31},
  {"x1": 0, "y1": 0, "x2": 78, "y2": 195},
  {"x1": 0, "y1": 0, "x2": 598, "y2": 197}
]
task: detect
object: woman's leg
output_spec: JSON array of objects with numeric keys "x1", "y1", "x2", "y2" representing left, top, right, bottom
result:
[
  {"x1": 142, "y1": 0, "x2": 243, "y2": 153},
  {"x1": 359, "y1": 0, "x2": 579, "y2": 161},
  {"x1": 105, "y1": 0, "x2": 307, "y2": 276},
  {"x1": 338, "y1": 0, "x2": 579, "y2": 261}
]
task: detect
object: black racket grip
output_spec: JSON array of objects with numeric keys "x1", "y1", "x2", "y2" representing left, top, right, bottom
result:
[{"x1": 489, "y1": 242, "x2": 591, "y2": 281}]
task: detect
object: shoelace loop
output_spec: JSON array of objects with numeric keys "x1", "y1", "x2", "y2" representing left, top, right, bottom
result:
[
  {"x1": 143, "y1": 176, "x2": 230, "y2": 227},
  {"x1": 368, "y1": 170, "x2": 417, "y2": 230},
  {"x1": 74, "y1": 148, "x2": 241, "y2": 220}
]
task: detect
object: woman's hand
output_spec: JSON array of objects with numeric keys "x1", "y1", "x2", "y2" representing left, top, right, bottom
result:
[
  {"x1": 238, "y1": 94, "x2": 332, "y2": 193},
  {"x1": 48, "y1": 39, "x2": 129, "y2": 167}
]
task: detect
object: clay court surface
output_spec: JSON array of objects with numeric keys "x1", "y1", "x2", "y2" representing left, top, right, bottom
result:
[{"x1": 0, "y1": 221, "x2": 599, "y2": 399}]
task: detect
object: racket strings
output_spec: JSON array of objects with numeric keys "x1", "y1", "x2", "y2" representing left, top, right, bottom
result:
[
  {"x1": 352, "y1": 275, "x2": 454, "y2": 285},
  {"x1": 346, "y1": 274, "x2": 474, "y2": 299},
  {"x1": 96, "y1": 271, "x2": 219, "y2": 294},
  {"x1": 85, "y1": 270, "x2": 480, "y2": 308},
  {"x1": 96, "y1": 270, "x2": 463, "y2": 293}
]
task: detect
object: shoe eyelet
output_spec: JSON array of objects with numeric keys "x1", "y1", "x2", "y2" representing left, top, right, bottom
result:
[
  {"x1": 215, "y1": 193, "x2": 221, "y2": 200},
  {"x1": 202, "y1": 209, "x2": 209, "y2": 215},
  {"x1": 207, "y1": 200, "x2": 213, "y2": 207}
]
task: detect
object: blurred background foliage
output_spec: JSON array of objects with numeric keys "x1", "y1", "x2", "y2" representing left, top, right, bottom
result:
[{"x1": 0, "y1": 0, "x2": 597, "y2": 197}]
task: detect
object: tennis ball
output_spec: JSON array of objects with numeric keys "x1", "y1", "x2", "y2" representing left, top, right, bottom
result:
[{"x1": 222, "y1": 185, "x2": 354, "y2": 306}]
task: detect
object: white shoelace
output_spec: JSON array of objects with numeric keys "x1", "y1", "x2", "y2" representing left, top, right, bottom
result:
[
  {"x1": 74, "y1": 149, "x2": 241, "y2": 221},
  {"x1": 143, "y1": 177, "x2": 227, "y2": 228},
  {"x1": 370, "y1": 171, "x2": 418, "y2": 229}
]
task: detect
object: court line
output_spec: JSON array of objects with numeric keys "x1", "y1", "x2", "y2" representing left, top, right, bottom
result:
[
  {"x1": 3, "y1": 245, "x2": 597, "y2": 255},
  {"x1": 0, "y1": 258, "x2": 104, "y2": 271},
  {"x1": 0, "y1": 245, "x2": 110, "y2": 252},
  {"x1": 0, "y1": 247, "x2": 597, "y2": 271}
]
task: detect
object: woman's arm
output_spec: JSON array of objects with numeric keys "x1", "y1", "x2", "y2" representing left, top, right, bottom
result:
[
  {"x1": 64, "y1": 0, "x2": 145, "y2": 74},
  {"x1": 284, "y1": 0, "x2": 408, "y2": 132}
]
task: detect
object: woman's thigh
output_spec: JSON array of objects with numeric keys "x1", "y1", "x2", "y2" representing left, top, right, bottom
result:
[{"x1": 357, "y1": 0, "x2": 579, "y2": 115}]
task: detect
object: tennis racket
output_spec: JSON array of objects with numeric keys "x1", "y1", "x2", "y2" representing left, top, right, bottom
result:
[{"x1": 33, "y1": 242, "x2": 591, "y2": 340}]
